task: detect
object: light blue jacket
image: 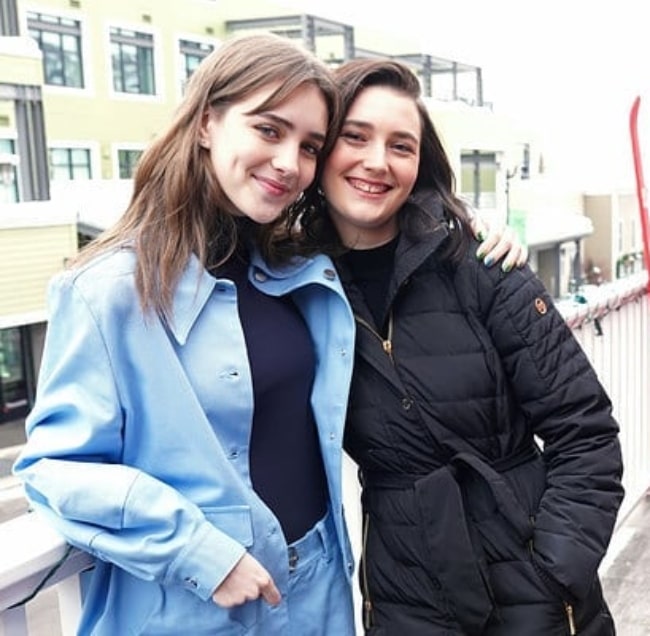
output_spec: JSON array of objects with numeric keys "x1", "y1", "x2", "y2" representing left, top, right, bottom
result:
[{"x1": 14, "y1": 247, "x2": 356, "y2": 635}]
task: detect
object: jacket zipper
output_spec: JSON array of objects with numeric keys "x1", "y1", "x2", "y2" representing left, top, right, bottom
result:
[
  {"x1": 565, "y1": 602, "x2": 576, "y2": 635},
  {"x1": 355, "y1": 312, "x2": 394, "y2": 362},
  {"x1": 361, "y1": 513, "x2": 374, "y2": 629}
]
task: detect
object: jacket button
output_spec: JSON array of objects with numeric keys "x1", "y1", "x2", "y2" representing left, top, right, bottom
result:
[
  {"x1": 253, "y1": 270, "x2": 268, "y2": 282},
  {"x1": 323, "y1": 268, "x2": 336, "y2": 281},
  {"x1": 401, "y1": 397, "x2": 413, "y2": 411}
]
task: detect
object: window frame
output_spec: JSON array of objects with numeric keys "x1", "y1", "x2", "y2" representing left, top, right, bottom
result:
[
  {"x1": 113, "y1": 143, "x2": 146, "y2": 180},
  {"x1": 48, "y1": 142, "x2": 94, "y2": 181},
  {"x1": 0, "y1": 137, "x2": 19, "y2": 203},
  {"x1": 107, "y1": 21, "x2": 163, "y2": 102},
  {"x1": 175, "y1": 32, "x2": 217, "y2": 97},
  {"x1": 26, "y1": 9, "x2": 86, "y2": 90}
]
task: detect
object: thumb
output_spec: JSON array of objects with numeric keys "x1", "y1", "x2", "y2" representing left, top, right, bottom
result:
[{"x1": 260, "y1": 577, "x2": 282, "y2": 606}]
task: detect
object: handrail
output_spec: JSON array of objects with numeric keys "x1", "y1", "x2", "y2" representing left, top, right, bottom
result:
[
  {"x1": 0, "y1": 511, "x2": 93, "y2": 612},
  {"x1": 556, "y1": 270, "x2": 648, "y2": 329}
]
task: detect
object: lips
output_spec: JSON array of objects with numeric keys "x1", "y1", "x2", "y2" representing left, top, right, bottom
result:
[
  {"x1": 347, "y1": 177, "x2": 392, "y2": 194},
  {"x1": 255, "y1": 175, "x2": 293, "y2": 197}
]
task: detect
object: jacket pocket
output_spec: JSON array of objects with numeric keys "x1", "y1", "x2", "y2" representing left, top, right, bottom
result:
[
  {"x1": 202, "y1": 504, "x2": 254, "y2": 547},
  {"x1": 202, "y1": 505, "x2": 257, "y2": 631}
]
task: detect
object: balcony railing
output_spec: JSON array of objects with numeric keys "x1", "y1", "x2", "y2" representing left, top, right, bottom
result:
[{"x1": 1, "y1": 271, "x2": 649, "y2": 635}]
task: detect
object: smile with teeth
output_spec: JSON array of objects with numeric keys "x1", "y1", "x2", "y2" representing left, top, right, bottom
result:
[{"x1": 347, "y1": 177, "x2": 391, "y2": 194}]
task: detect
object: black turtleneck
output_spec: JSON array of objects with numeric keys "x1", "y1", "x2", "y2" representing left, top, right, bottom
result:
[{"x1": 339, "y1": 235, "x2": 399, "y2": 333}]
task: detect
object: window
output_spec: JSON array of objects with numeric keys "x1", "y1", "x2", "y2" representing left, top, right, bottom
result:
[
  {"x1": 118, "y1": 148, "x2": 143, "y2": 178},
  {"x1": 179, "y1": 39, "x2": 214, "y2": 91},
  {"x1": 49, "y1": 147, "x2": 92, "y2": 180},
  {"x1": 0, "y1": 327, "x2": 29, "y2": 422},
  {"x1": 0, "y1": 138, "x2": 19, "y2": 203},
  {"x1": 27, "y1": 12, "x2": 84, "y2": 88},
  {"x1": 460, "y1": 150, "x2": 497, "y2": 210},
  {"x1": 110, "y1": 27, "x2": 155, "y2": 95},
  {"x1": 180, "y1": 40, "x2": 213, "y2": 79}
]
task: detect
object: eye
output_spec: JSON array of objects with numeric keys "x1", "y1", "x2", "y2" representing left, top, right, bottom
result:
[
  {"x1": 340, "y1": 130, "x2": 365, "y2": 143},
  {"x1": 392, "y1": 141, "x2": 417, "y2": 155},
  {"x1": 255, "y1": 124, "x2": 279, "y2": 139},
  {"x1": 301, "y1": 142, "x2": 323, "y2": 158}
]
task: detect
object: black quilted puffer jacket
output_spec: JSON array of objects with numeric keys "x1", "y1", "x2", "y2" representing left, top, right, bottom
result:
[{"x1": 338, "y1": 191, "x2": 624, "y2": 635}]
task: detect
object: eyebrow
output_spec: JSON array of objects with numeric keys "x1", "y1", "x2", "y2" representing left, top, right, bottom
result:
[
  {"x1": 258, "y1": 112, "x2": 327, "y2": 144},
  {"x1": 343, "y1": 119, "x2": 420, "y2": 144}
]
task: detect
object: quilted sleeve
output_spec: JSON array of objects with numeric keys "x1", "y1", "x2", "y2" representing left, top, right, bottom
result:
[{"x1": 475, "y1": 260, "x2": 624, "y2": 601}]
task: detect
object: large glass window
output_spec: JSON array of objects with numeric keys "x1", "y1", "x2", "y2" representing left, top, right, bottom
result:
[
  {"x1": 110, "y1": 27, "x2": 155, "y2": 95},
  {"x1": 49, "y1": 147, "x2": 92, "y2": 180},
  {"x1": 179, "y1": 39, "x2": 213, "y2": 91},
  {"x1": 118, "y1": 148, "x2": 143, "y2": 179},
  {"x1": 27, "y1": 12, "x2": 84, "y2": 88}
]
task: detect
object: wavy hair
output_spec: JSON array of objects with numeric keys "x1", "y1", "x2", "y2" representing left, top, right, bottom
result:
[
  {"x1": 74, "y1": 33, "x2": 340, "y2": 318},
  {"x1": 303, "y1": 57, "x2": 470, "y2": 261}
]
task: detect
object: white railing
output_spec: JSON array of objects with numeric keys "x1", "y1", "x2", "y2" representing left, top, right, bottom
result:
[
  {"x1": 0, "y1": 512, "x2": 92, "y2": 636},
  {"x1": 558, "y1": 270, "x2": 650, "y2": 523},
  {"x1": 1, "y1": 271, "x2": 649, "y2": 635}
]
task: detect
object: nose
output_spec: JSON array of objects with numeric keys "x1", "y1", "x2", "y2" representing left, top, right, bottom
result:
[
  {"x1": 271, "y1": 142, "x2": 299, "y2": 175},
  {"x1": 362, "y1": 142, "x2": 388, "y2": 172}
]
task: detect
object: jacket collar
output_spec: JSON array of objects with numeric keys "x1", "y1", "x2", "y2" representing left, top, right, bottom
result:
[
  {"x1": 391, "y1": 190, "x2": 449, "y2": 291},
  {"x1": 166, "y1": 250, "x2": 338, "y2": 345},
  {"x1": 336, "y1": 189, "x2": 450, "y2": 318},
  {"x1": 165, "y1": 254, "x2": 218, "y2": 345}
]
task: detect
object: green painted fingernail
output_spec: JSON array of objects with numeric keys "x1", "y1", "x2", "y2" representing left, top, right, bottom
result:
[
  {"x1": 502, "y1": 262, "x2": 512, "y2": 272},
  {"x1": 483, "y1": 255, "x2": 493, "y2": 267}
]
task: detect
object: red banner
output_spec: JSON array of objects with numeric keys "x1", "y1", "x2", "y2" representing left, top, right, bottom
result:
[{"x1": 630, "y1": 95, "x2": 650, "y2": 292}]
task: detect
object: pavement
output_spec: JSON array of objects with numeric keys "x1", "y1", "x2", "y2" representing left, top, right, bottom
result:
[{"x1": 1, "y1": 418, "x2": 650, "y2": 634}]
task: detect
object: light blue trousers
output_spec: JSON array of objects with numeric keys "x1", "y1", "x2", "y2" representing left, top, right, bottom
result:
[{"x1": 283, "y1": 510, "x2": 355, "y2": 635}]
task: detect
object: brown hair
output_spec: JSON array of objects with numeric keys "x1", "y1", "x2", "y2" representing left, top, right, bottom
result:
[
  {"x1": 303, "y1": 58, "x2": 470, "y2": 260},
  {"x1": 74, "y1": 33, "x2": 340, "y2": 318}
]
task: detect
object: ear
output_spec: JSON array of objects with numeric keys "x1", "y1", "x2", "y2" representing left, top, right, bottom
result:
[{"x1": 199, "y1": 108, "x2": 212, "y2": 149}]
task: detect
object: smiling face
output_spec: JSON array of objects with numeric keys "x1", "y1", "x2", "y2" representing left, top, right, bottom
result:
[
  {"x1": 200, "y1": 81, "x2": 328, "y2": 225},
  {"x1": 321, "y1": 85, "x2": 421, "y2": 249}
]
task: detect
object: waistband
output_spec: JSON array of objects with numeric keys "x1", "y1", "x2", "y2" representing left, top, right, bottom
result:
[
  {"x1": 287, "y1": 508, "x2": 336, "y2": 573},
  {"x1": 362, "y1": 443, "x2": 540, "y2": 490}
]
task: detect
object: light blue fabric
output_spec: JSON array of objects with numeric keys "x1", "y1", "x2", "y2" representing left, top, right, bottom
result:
[{"x1": 13, "y1": 247, "x2": 356, "y2": 635}]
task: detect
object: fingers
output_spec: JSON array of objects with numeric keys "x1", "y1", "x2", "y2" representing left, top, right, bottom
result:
[
  {"x1": 212, "y1": 553, "x2": 281, "y2": 608},
  {"x1": 468, "y1": 213, "x2": 488, "y2": 242},
  {"x1": 476, "y1": 226, "x2": 528, "y2": 271},
  {"x1": 260, "y1": 578, "x2": 282, "y2": 606}
]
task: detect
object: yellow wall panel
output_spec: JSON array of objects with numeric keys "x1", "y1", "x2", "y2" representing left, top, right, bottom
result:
[{"x1": 0, "y1": 224, "x2": 77, "y2": 316}]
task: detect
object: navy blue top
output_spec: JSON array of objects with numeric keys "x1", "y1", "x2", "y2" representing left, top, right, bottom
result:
[
  {"x1": 340, "y1": 236, "x2": 399, "y2": 335},
  {"x1": 216, "y1": 253, "x2": 328, "y2": 543}
]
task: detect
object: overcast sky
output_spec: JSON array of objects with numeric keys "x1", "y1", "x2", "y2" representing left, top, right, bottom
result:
[{"x1": 281, "y1": 0, "x2": 650, "y2": 190}]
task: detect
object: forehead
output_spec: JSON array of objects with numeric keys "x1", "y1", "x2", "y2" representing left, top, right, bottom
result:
[
  {"x1": 347, "y1": 85, "x2": 420, "y2": 136},
  {"x1": 237, "y1": 81, "x2": 325, "y2": 112},
  {"x1": 226, "y1": 81, "x2": 328, "y2": 133}
]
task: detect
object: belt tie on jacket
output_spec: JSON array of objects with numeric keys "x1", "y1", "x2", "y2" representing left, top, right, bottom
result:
[{"x1": 362, "y1": 445, "x2": 538, "y2": 635}]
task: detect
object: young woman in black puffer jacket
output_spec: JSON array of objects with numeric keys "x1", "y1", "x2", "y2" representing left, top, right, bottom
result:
[{"x1": 303, "y1": 58, "x2": 623, "y2": 635}]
